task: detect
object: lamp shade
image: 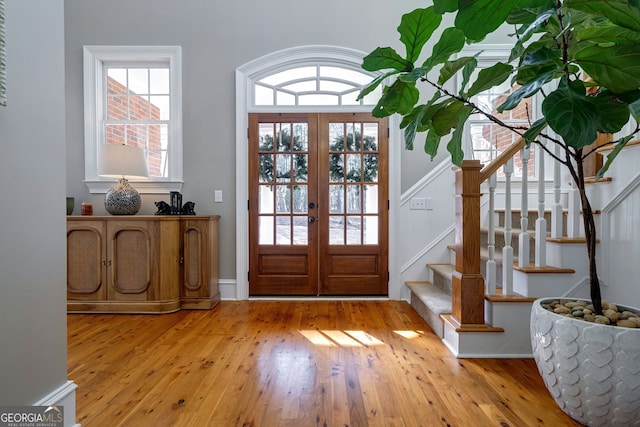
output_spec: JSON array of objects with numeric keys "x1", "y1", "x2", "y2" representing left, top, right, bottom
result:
[
  {"x1": 98, "y1": 144, "x2": 148, "y2": 215},
  {"x1": 98, "y1": 144, "x2": 149, "y2": 179}
]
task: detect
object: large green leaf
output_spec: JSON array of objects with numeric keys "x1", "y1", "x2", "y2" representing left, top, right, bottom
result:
[
  {"x1": 433, "y1": 0, "x2": 458, "y2": 14},
  {"x1": 576, "y1": 23, "x2": 640, "y2": 45},
  {"x1": 424, "y1": 126, "x2": 443, "y2": 158},
  {"x1": 498, "y1": 70, "x2": 554, "y2": 112},
  {"x1": 431, "y1": 101, "x2": 468, "y2": 136},
  {"x1": 362, "y1": 47, "x2": 412, "y2": 73},
  {"x1": 357, "y1": 71, "x2": 397, "y2": 101},
  {"x1": 510, "y1": 8, "x2": 556, "y2": 57},
  {"x1": 542, "y1": 80, "x2": 600, "y2": 148},
  {"x1": 596, "y1": 135, "x2": 634, "y2": 180},
  {"x1": 372, "y1": 80, "x2": 419, "y2": 118},
  {"x1": 460, "y1": 58, "x2": 478, "y2": 93},
  {"x1": 520, "y1": 46, "x2": 561, "y2": 67},
  {"x1": 423, "y1": 28, "x2": 466, "y2": 71},
  {"x1": 399, "y1": 67, "x2": 428, "y2": 83},
  {"x1": 466, "y1": 62, "x2": 513, "y2": 97},
  {"x1": 398, "y1": 8, "x2": 442, "y2": 63},
  {"x1": 522, "y1": 118, "x2": 548, "y2": 146},
  {"x1": 447, "y1": 106, "x2": 474, "y2": 166},
  {"x1": 402, "y1": 104, "x2": 430, "y2": 149},
  {"x1": 571, "y1": 43, "x2": 640, "y2": 93},
  {"x1": 456, "y1": 0, "x2": 518, "y2": 41},
  {"x1": 508, "y1": 12, "x2": 559, "y2": 63},
  {"x1": 508, "y1": 1, "x2": 556, "y2": 24},
  {"x1": 516, "y1": 45, "x2": 564, "y2": 81},
  {"x1": 402, "y1": 92, "x2": 445, "y2": 151},
  {"x1": 567, "y1": 0, "x2": 640, "y2": 31},
  {"x1": 438, "y1": 57, "x2": 477, "y2": 86},
  {"x1": 400, "y1": 91, "x2": 443, "y2": 129},
  {"x1": 591, "y1": 91, "x2": 633, "y2": 133}
]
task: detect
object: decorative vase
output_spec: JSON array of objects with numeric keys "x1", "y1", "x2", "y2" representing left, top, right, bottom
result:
[
  {"x1": 530, "y1": 298, "x2": 640, "y2": 427},
  {"x1": 66, "y1": 197, "x2": 75, "y2": 215},
  {"x1": 104, "y1": 178, "x2": 141, "y2": 215}
]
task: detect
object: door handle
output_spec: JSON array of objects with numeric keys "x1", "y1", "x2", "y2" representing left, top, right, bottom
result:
[
  {"x1": 308, "y1": 217, "x2": 316, "y2": 223},
  {"x1": 309, "y1": 202, "x2": 316, "y2": 209}
]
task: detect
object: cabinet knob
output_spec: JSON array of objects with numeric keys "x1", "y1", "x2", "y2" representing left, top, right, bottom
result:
[{"x1": 179, "y1": 257, "x2": 184, "y2": 265}]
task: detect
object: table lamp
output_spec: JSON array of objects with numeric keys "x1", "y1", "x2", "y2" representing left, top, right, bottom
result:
[{"x1": 98, "y1": 144, "x2": 149, "y2": 215}]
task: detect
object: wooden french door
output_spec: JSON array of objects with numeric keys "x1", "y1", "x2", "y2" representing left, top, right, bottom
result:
[{"x1": 249, "y1": 113, "x2": 388, "y2": 296}]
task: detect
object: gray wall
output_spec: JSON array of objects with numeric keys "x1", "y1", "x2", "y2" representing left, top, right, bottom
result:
[
  {"x1": 64, "y1": 0, "x2": 427, "y2": 281},
  {"x1": 0, "y1": 0, "x2": 67, "y2": 404}
]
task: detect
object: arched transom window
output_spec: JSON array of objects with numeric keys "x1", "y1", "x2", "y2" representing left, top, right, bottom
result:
[{"x1": 253, "y1": 65, "x2": 381, "y2": 107}]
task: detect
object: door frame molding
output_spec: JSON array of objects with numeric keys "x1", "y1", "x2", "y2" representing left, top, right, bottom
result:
[{"x1": 236, "y1": 45, "x2": 401, "y2": 300}]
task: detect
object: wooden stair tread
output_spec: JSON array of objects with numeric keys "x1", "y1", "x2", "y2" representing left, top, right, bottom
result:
[
  {"x1": 485, "y1": 290, "x2": 536, "y2": 303},
  {"x1": 546, "y1": 236, "x2": 599, "y2": 244},
  {"x1": 441, "y1": 314, "x2": 504, "y2": 333},
  {"x1": 513, "y1": 263, "x2": 575, "y2": 273},
  {"x1": 584, "y1": 176, "x2": 612, "y2": 184}
]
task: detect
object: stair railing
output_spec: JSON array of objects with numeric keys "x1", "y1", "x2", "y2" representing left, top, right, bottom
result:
[{"x1": 452, "y1": 139, "x2": 562, "y2": 329}]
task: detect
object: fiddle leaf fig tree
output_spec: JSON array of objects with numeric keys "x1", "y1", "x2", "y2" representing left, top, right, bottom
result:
[{"x1": 359, "y1": 0, "x2": 640, "y2": 315}]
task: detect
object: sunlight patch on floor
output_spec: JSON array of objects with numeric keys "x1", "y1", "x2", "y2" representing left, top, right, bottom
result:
[
  {"x1": 299, "y1": 330, "x2": 389, "y2": 347},
  {"x1": 393, "y1": 330, "x2": 423, "y2": 339}
]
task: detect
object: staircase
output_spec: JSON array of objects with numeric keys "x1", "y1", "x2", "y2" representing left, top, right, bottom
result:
[
  {"x1": 404, "y1": 138, "x2": 615, "y2": 358},
  {"x1": 408, "y1": 210, "x2": 581, "y2": 357}
]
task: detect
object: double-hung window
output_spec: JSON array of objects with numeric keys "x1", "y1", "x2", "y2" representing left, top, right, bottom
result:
[{"x1": 83, "y1": 46, "x2": 183, "y2": 193}]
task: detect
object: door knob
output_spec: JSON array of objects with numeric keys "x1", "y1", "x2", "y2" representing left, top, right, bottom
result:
[
  {"x1": 309, "y1": 202, "x2": 316, "y2": 209},
  {"x1": 308, "y1": 217, "x2": 316, "y2": 223}
]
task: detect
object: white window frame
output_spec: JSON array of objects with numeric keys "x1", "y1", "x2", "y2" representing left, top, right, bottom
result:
[
  {"x1": 83, "y1": 45, "x2": 183, "y2": 193},
  {"x1": 460, "y1": 44, "x2": 543, "y2": 180}
]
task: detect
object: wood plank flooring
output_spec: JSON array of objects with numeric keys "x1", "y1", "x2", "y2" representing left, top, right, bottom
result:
[{"x1": 67, "y1": 301, "x2": 581, "y2": 426}]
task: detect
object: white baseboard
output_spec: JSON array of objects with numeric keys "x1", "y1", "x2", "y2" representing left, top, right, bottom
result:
[
  {"x1": 34, "y1": 380, "x2": 79, "y2": 427},
  {"x1": 219, "y1": 279, "x2": 237, "y2": 300}
]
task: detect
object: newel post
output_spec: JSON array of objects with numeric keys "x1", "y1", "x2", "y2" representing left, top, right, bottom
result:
[{"x1": 452, "y1": 160, "x2": 485, "y2": 325}]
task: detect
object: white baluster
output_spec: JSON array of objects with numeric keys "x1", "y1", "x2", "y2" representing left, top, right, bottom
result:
[
  {"x1": 486, "y1": 173, "x2": 497, "y2": 295},
  {"x1": 535, "y1": 143, "x2": 547, "y2": 267},
  {"x1": 567, "y1": 184, "x2": 581, "y2": 238},
  {"x1": 502, "y1": 158, "x2": 514, "y2": 296},
  {"x1": 519, "y1": 147, "x2": 530, "y2": 268},
  {"x1": 551, "y1": 143, "x2": 564, "y2": 239}
]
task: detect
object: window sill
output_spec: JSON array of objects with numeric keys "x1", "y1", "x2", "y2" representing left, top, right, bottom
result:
[{"x1": 85, "y1": 180, "x2": 184, "y2": 194}]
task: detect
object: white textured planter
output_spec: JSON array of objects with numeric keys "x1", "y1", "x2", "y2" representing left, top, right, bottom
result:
[{"x1": 530, "y1": 298, "x2": 640, "y2": 427}]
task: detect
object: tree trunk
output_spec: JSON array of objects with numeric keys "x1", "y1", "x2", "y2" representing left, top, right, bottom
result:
[{"x1": 576, "y1": 154, "x2": 603, "y2": 315}]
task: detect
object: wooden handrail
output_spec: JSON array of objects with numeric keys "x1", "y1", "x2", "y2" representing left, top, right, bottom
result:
[{"x1": 479, "y1": 138, "x2": 526, "y2": 183}]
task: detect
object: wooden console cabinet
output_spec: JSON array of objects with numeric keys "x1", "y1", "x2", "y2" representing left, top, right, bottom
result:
[{"x1": 66, "y1": 215, "x2": 220, "y2": 313}]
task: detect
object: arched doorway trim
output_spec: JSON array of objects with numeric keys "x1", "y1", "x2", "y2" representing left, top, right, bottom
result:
[{"x1": 235, "y1": 45, "x2": 401, "y2": 300}]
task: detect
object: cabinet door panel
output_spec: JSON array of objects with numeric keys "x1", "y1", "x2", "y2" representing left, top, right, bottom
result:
[
  {"x1": 67, "y1": 222, "x2": 106, "y2": 300},
  {"x1": 179, "y1": 217, "x2": 219, "y2": 309},
  {"x1": 108, "y1": 223, "x2": 152, "y2": 298},
  {"x1": 183, "y1": 224, "x2": 206, "y2": 292}
]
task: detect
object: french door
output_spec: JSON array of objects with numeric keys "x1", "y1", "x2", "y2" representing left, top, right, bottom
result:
[{"x1": 248, "y1": 113, "x2": 388, "y2": 296}]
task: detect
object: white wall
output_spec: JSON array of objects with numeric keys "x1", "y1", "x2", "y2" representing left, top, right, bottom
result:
[
  {"x1": 0, "y1": 0, "x2": 71, "y2": 416},
  {"x1": 595, "y1": 144, "x2": 640, "y2": 308},
  {"x1": 63, "y1": 0, "x2": 425, "y2": 286}
]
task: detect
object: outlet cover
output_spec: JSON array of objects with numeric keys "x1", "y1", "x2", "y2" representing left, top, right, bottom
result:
[{"x1": 410, "y1": 197, "x2": 427, "y2": 210}]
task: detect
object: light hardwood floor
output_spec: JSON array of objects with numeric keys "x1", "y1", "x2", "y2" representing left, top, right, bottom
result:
[{"x1": 68, "y1": 301, "x2": 581, "y2": 426}]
